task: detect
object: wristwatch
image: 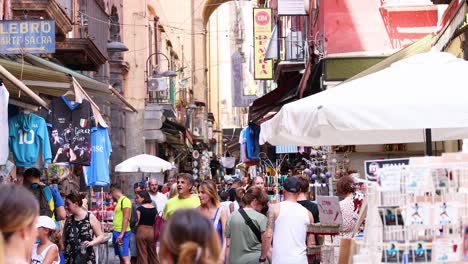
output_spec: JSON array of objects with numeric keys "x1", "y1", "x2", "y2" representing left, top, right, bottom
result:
[{"x1": 259, "y1": 257, "x2": 266, "y2": 263}]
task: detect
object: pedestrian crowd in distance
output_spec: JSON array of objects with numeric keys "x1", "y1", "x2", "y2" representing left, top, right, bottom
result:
[{"x1": 0, "y1": 168, "x2": 359, "y2": 264}]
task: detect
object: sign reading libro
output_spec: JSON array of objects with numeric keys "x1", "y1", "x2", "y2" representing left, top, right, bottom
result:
[
  {"x1": 253, "y1": 8, "x2": 273, "y2": 80},
  {"x1": 0, "y1": 20, "x2": 55, "y2": 54}
]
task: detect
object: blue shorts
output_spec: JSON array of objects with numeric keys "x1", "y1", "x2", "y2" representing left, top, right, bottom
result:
[{"x1": 112, "y1": 231, "x2": 131, "y2": 257}]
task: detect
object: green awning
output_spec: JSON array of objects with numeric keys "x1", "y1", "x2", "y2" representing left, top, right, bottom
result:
[
  {"x1": 346, "y1": 33, "x2": 435, "y2": 82},
  {"x1": 24, "y1": 54, "x2": 110, "y2": 96},
  {"x1": 324, "y1": 56, "x2": 387, "y2": 82},
  {"x1": 0, "y1": 58, "x2": 72, "y2": 103}
]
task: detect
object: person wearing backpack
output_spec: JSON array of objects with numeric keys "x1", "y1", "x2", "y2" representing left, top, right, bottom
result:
[{"x1": 23, "y1": 167, "x2": 66, "y2": 221}]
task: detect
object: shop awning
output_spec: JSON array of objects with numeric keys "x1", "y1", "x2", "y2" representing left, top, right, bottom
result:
[
  {"x1": 0, "y1": 58, "x2": 71, "y2": 107},
  {"x1": 24, "y1": 54, "x2": 137, "y2": 111},
  {"x1": 162, "y1": 119, "x2": 186, "y2": 135},
  {"x1": 248, "y1": 72, "x2": 302, "y2": 123},
  {"x1": 0, "y1": 64, "x2": 50, "y2": 109}
]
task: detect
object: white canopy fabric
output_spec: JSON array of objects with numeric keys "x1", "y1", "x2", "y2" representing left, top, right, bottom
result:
[
  {"x1": 260, "y1": 51, "x2": 468, "y2": 146},
  {"x1": 115, "y1": 154, "x2": 172, "y2": 173}
]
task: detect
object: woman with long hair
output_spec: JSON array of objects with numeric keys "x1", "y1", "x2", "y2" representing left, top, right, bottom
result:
[
  {"x1": 31, "y1": 216, "x2": 62, "y2": 264},
  {"x1": 63, "y1": 192, "x2": 103, "y2": 264},
  {"x1": 198, "y1": 180, "x2": 227, "y2": 263},
  {"x1": 225, "y1": 187, "x2": 269, "y2": 264},
  {"x1": 160, "y1": 209, "x2": 220, "y2": 264},
  {"x1": 135, "y1": 190, "x2": 158, "y2": 264},
  {"x1": 0, "y1": 184, "x2": 39, "y2": 263},
  {"x1": 167, "y1": 183, "x2": 178, "y2": 200}
]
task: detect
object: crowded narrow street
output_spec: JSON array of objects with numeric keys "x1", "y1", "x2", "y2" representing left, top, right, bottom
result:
[{"x1": 1, "y1": 0, "x2": 468, "y2": 263}]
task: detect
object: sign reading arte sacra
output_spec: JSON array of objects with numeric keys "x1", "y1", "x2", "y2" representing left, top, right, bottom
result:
[{"x1": 0, "y1": 20, "x2": 55, "y2": 54}]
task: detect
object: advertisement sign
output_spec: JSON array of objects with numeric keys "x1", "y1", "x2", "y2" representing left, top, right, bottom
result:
[
  {"x1": 316, "y1": 196, "x2": 342, "y2": 225},
  {"x1": 253, "y1": 8, "x2": 273, "y2": 80},
  {"x1": 0, "y1": 20, "x2": 55, "y2": 54},
  {"x1": 364, "y1": 158, "x2": 409, "y2": 181},
  {"x1": 278, "y1": 0, "x2": 307, "y2": 15}
]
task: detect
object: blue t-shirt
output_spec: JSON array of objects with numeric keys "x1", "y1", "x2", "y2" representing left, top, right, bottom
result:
[
  {"x1": 9, "y1": 113, "x2": 52, "y2": 167},
  {"x1": 50, "y1": 186, "x2": 64, "y2": 207},
  {"x1": 84, "y1": 127, "x2": 112, "y2": 186}
]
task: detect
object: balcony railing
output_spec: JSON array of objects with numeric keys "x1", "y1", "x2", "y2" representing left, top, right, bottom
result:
[
  {"x1": 147, "y1": 79, "x2": 176, "y2": 105},
  {"x1": 80, "y1": 0, "x2": 108, "y2": 58},
  {"x1": 277, "y1": 15, "x2": 307, "y2": 62}
]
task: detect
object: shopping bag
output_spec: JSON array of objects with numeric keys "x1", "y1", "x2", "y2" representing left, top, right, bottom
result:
[{"x1": 221, "y1": 157, "x2": 236, "y2": 168}]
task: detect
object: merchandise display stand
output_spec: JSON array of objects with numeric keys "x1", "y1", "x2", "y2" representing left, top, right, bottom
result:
[
  {"x1": 350, "y1": 153, "x2": 468, "y2": 264},
  {"x1": 307, "y1": 224, "x2": 341, "y2": 263}
]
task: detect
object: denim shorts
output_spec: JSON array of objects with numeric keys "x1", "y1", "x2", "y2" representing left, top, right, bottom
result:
[{"x1": 112, "y1": 231, "x2": 131, "y2": 257}]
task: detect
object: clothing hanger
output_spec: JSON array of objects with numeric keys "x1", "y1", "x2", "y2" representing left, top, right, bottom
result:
[
  {"x1": 62, "y1": 89, "x2": 75, "y2": 99},
  {"x1": 22, "y1": 107, "x2": 31, "y2": 115}
]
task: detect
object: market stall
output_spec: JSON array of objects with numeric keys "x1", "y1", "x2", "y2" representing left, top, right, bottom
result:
[
  {"x1": 257, "y1": 51, "x2": 468, "y2": 263},
  {"x1": 260, "y1": 52, "x2": 468, "y2": 148}
]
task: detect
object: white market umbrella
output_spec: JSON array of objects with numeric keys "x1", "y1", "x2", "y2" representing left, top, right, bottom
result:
[
  {"x1": 260, "y1": 52, "x2": 468, "y2": 149},
  {"x1": 115, "y1": 154, "x2": 172, "y2": 173}
]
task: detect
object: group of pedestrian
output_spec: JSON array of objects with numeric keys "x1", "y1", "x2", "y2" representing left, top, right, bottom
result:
[{"x1": 0, "y1": 165, "x2": 358, "y2": 264}]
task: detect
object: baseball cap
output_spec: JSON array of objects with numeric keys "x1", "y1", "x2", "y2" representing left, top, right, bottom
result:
[
  {"x1": 36, "y1": 216, "x2": 56, "y2": 230},
  {"x1": 283, "y1": 176, "x2": 300, "y2": 193}
]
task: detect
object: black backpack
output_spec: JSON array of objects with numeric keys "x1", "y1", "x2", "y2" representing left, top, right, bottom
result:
[{"x1": 30, "y1": 184, "x2": 54, "y2": 218}]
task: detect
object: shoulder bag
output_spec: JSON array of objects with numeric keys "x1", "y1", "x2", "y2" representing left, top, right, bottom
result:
[{"x1": 238, "y1": 208, "x2": 262, "y2": 243}]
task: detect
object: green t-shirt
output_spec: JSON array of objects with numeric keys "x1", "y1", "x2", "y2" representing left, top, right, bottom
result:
[
  {"x1": 114, "y1": 196, "x2": 132, "y2": 232},
  {"x1": 225, "y1": 209, "x2": 267, "y2": 264},
  {"x1": 163, "y1": 195, "x2": 201, "y2": 220}
]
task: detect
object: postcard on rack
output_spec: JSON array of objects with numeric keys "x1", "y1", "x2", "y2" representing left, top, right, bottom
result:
[
  {"x1": 433, "y1": 202, "x2": 459, "y2": 226},
  {"x1": 433, "y1": 237, "x2": 462, "y2": 262},
  {"x1": 379, "y1": 206, "x2": 404, "y2": 226},
  {"x1": 411, "y1": 241, "x2": 432, "y2": 262},
  {"x1": 406, "y1": 167, "x2": 433, "y2": 194},
  {"x1": 381, "y1": 241, "x2": 402, "y2": 263},
  {"x1": 405, "y1": 202, "x2": 431, "y2": 226}
]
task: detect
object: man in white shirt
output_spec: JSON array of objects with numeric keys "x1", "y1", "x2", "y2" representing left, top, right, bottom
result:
[
  {"x1": 148, "y1": 178, "x2": 167, "y2": 214},
  {"x1": 261, "y1": 176, "x2": 315, "y2": 264}
]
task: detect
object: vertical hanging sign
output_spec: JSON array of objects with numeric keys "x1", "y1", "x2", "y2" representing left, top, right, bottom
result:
[{"x1": 253, "y1": 8, "x2": 273, "y2": 80}]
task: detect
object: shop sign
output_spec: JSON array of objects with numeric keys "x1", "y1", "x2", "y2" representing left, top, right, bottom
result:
[
  {"x1": 253, "y1": 8, "x2": 273, "y2": 80},
  {"x1": 364, "y1": 158, "x2": 409, "y2": 181},
  {"x1": 0, "y1": 20, "x2": 55, "y2": 54},
  {"x1": 316, "y1": 196, "x2": 342, "y2": 225},
  {"x1": 278, "y1": 0, "x2": 307, "y2": 16}
]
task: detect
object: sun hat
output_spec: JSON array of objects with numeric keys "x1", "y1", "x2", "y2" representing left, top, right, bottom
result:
[{"x1": 36, "y1": 215, "x2": 56, "y2": 230}]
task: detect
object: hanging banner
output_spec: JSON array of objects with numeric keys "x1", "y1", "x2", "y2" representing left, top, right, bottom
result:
[
  {"x1": 253, "y1": 8, "x2": 273, "y2": 80},
  {"x1": 232, "y1": 51, "x2": 256, "y2": 107},
  {"x1": 0, "y1": 20, "x2": 55, "y2": 54}
]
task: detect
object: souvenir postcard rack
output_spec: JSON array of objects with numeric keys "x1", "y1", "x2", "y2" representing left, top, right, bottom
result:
[{"x1": 352, "y1": 154, "x2": 468, "y2": 264}]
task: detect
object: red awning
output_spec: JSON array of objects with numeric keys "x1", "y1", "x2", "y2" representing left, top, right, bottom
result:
[
  {"x1": 248, "y1": 72, "x2": 302, "y2": 123},
  {"x1": 298, "y1": 61, "x2": 312, "y2": 98}
]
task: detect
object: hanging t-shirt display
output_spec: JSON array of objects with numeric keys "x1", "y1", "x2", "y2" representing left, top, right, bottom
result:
[
  {"x1": 8, "y1": 112, "x2": 52, "y2": 167},
  {"x1": 0, "y1": 83, "x2": 9, "y2": 165},
  {"x1": 84, "y1": 127, "x2": 112, "y2": 186},
  {"x1": 46, "y1": 96, "x2": 93, "y2": 166}
]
